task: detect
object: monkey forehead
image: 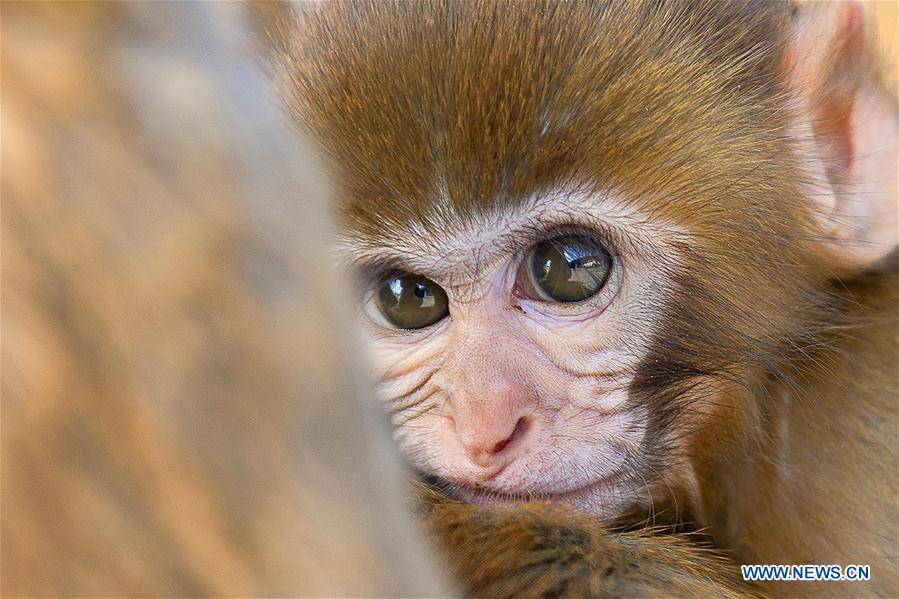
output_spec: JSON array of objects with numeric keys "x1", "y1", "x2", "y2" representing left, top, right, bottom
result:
[
  {"x1": 286, "y1": 0, "x2": 796, "y2": 245},
  {"x1": 334, "y1": 188, "x2": 690, "y2": 277}
]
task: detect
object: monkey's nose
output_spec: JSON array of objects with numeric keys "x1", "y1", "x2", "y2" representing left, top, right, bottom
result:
[{"x1": 456, "y1": 415, "x2": 530, "y2": 468}]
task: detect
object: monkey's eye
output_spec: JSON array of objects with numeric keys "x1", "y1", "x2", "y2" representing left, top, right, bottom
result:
[
  {"x1": 517, "y1": 235, "x2": 612, "y2": 303},
  {"x1": 364, "y1": 273, "x2": 450, "y2": 329}
]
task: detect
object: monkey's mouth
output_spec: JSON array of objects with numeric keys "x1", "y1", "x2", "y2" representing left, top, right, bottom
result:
[{"x1": 437, "y1": 472, "x2": 627, "y2": 514}]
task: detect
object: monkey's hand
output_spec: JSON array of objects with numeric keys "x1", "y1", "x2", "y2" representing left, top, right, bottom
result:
[{"x1": 417, "y1": 484, "x2": 762, "y2": 599}]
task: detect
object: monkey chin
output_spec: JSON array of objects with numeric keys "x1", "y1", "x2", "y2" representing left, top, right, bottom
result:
[{"x1": 447, "y1": 471, "x2": 634, "y2": 519}]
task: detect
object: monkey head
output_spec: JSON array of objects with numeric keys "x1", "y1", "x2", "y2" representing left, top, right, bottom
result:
[{"x1": 272, "y1": 0, "x2": 897, "y2": 520}]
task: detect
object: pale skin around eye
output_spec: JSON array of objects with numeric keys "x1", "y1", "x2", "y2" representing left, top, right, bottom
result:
[{"x1": 366, "y1": 234, "x2": 613, "y2": 331}]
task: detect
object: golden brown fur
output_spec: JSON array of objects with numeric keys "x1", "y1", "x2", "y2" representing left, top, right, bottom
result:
[
  {"x1": 420, "y1": 484, "x2": 761, "y2": 598},
  {"x1": 699, "y1": 253, "x2": 898, "y2": 596}
]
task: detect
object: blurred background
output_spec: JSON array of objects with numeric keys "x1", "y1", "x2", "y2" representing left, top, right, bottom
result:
[
  {"x1": 1, "y1": 2, "x2": 446, "y2": 596},
  {"x1": 871, "y1": 1, "x2": 896, "y2": 83}
]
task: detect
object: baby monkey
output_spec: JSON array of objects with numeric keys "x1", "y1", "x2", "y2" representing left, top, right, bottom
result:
[{"x1": 266, "y1": 0, "x2": 897, "y2": 597}]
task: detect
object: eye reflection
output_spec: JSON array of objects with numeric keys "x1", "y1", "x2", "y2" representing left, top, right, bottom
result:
[
  {"x1": 519, "y1": 234, "x2": 612, "y2": 303},
  {"x1": 368, "y1": 273, "x2": 449, "y2": 329}
]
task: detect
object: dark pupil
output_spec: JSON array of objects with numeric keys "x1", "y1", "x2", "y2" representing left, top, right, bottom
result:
[
  {"x1": 377, "y1": 274, "x2": 449, "y2": 329},
  {"x1": 532, "y1": 236, "x2": 611, "y2": 302}
]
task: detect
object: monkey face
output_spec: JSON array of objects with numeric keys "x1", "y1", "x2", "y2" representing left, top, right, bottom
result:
[
  {"x1": 341, "y1": 192, "x2": 711, "y2": 518},
  {"x1": 278, "y1": 0, "x2": 862, "y2": 520},
  {"x1": 339, "y1": 181, "x2": 827, "y2": 521}
]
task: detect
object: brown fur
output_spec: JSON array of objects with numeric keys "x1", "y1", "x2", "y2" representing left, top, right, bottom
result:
[
  {"x1": 420, "y1": 484, "x2": 761, "y2": 598},
  {"x1": 699, "y1": 253, "x2": 898, "y2": 597},
  {"x1": 1, "y1": 3, "x2": 447, "y2": 596},
  {"x1": 263, "y1": 1, "x2": 898, "y2": 597}
]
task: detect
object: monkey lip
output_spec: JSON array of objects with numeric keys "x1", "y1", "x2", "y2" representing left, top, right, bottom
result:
[{"x1": 449, "y1": 472, "x2": 625, "y2": 510}]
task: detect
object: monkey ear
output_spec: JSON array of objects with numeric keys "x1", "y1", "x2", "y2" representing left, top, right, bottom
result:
[{"x1": 786, "y1": 1, "x2": 897, "y2": 269}]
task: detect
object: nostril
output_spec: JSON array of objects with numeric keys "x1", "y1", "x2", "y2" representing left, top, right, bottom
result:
[{"x1": 490, "y1": 416, "x2": 529, "y2": 455}]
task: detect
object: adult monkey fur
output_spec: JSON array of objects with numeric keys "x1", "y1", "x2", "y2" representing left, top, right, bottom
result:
[
  {"x1": 1, "y1": 3, "x2": 449, "y2": 596},
  {"x1": 263, "y1": 1, "x2": 899, "y2": 598}
]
